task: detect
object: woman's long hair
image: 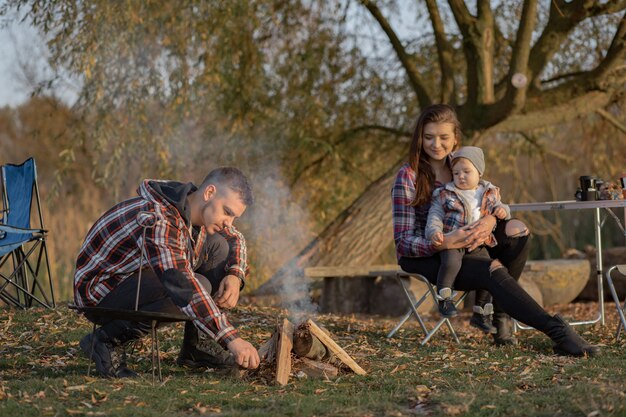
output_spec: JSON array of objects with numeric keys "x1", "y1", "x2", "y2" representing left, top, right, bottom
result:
[{"x1": 409, "y1": 104, "x2": 462, "y2": 206}]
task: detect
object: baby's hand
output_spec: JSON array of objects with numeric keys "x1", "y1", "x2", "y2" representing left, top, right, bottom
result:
[
  {"x1": 431, "y1": 232, "x2": 444, "y2": 247},
  {"x1": 493, "y1": 207, "x2": 507, "y2": 220}
]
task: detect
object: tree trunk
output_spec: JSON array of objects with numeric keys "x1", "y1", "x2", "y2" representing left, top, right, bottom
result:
[{"x1": 255, "y1": 159, "x2": 402, "y2": 295}]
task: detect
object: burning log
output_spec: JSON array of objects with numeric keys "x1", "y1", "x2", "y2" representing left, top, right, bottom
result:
[
  {"x1": 258, "y1": 330, "x2": 278, "y2": 363},
  {"x1": 275, "y1": 318, "x2": 294, "y2": 386},
  {"x1": 299, "y1": 357, "x2": 338, "y2": 378},
  {"x1": 293, "y1": 321, "x2": 332, "y2": 361},
  {"x1": 306, "y1": 319, "x2": 366, "y2": 376}
]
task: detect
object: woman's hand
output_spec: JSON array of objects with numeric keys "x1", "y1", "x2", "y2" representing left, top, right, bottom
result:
[{"x1": 440, "y1": 215, "x2": 497, "y2": 251}]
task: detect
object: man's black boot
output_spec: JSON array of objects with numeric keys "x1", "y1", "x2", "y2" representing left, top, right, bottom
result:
[
  {"x1": 544, "y1": 314, "x2": 599, "y2": 357},
  {"x1": 492, "y1": 312, "x2": 518, "y2": 346},
  {"x1": 177, "y1": 322, "x2": 234, "y2": 369},
  {"x1": 80, "y1": 321, "x2": 142, "y2": 378},
  {"x1": 79, "y1": 328, "x2": 116, "y2": 378}
]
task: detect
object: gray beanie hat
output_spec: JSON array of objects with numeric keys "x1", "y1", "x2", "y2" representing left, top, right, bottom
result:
[{"x1": 451, "y1": 146, "x2": 485, "y2": 176}]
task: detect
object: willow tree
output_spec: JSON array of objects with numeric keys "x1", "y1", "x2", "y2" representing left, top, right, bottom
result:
[
  {"x1": 257, "y1": 0, "x2": 626, "y2": 294},
  {"x1": 1, "y1": 1, "x2": 388, "y2": 185},
  {"x1": 2, "y1": 0, "x2": 411, "y2": 289}
]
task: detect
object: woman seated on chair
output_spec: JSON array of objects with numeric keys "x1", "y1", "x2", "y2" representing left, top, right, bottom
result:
[{"x1": 392, "y1": 103, "x2": 598, "y2": 357}]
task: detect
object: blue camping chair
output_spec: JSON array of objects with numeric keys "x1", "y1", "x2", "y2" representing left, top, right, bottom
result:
[{"x1": 0, "y1": 158, "x2": 55, "y2": 309}]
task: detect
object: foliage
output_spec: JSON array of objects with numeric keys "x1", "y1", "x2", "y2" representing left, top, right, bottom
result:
[
  {"x1": 1, "y1": 1, "x2": 625, "y2": 289},
  {"x1": 1, "y1": 303, "x2": 626, "y2": 416}
]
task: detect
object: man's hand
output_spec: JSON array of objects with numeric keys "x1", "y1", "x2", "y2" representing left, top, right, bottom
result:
[
  {"x1": 227, "y1": 338, "x2": 260, "y2": 369},
  {"x1": 215, "y1": 275, "x2": 241, "y2": 309},
  {"x1": 493, "y1": 207, "x2": 507, "y2": 220},
  {"x1": 431, "y1": 232, "x2": 444, "y2": 247}
]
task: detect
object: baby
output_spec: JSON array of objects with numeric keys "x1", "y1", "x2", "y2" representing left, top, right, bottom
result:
[{"x1": 426, "y1": 146, "x2": 509, "y2": 333}]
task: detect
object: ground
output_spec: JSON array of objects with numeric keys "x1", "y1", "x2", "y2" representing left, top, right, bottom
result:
[{"x1": 1, "y1": 302, "x2": 625, "y2": 417}]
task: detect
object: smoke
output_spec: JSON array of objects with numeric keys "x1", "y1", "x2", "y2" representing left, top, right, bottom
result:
[{"x1": 243, "y1": 160, "x2": 319, "y2": 320}]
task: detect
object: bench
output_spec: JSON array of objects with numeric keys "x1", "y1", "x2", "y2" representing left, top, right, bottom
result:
[{"x1": 304, "y1": 265, "x2": 437, "y2": 316}]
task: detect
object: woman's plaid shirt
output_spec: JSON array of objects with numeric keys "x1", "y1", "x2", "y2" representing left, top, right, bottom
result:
[
  {"x1": 74, "y1": 180, "x2": 247, "y2": 346},
  {"x1": 392, "y1": 164, "x2": 438, "y2": 259}
]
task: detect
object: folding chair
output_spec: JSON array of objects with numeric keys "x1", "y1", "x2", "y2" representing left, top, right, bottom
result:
[
  {"x1": 605, "y1": 265, "x2": 626, "y2": 341},
  {"x1": 378, "y1": 268, "x2": 468, "y2": 345},
  {"x1": 0, "y1": 158, "x2": 55, "y2": 309}
]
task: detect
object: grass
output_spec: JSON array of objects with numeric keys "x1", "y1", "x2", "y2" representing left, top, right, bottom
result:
[{"x1": 1, "y1": 302, "x2": 625, "y2": 417}]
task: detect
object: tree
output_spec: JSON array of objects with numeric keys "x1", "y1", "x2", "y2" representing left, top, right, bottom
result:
[
  {"x1": 257, "y1": 0, "x2": 626, "y2": 294},
  {"x1": 3, "y1": 1, "x2": 625, "y2": 294}
]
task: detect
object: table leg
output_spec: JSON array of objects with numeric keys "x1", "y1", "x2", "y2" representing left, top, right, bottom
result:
[{"x1": 595, "y1": 207, "x2": 605, "y2": 326}]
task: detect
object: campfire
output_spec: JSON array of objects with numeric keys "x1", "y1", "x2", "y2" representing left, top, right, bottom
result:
[{"x1": 257, "y1": 318, "x2": 366, "y2": 385}]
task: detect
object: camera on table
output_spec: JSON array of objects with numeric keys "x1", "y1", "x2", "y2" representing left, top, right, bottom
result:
[{"x1": 575, "y1": 175, "x2": 625, "y2": 201}]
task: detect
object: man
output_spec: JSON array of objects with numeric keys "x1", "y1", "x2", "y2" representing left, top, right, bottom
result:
[{"x1": 74, "y1": 167, "x2": 260, "y2": 377}]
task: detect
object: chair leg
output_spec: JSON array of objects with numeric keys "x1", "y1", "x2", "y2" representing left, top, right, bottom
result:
[
  {"x1": 606, "y1": 266, "x2": 626, "y2": 341},
  {"x1": 615, "y1": 298, "x2": 626, "y2": 340},
  {"x1": 41, "y1": 240, "x2": 56, "y2": 308},
  {"x1": 387, "y1": 274, "x2": 430, "y2": 338},
  {"x1": 151, "y1": 320, "x2": 157, "y2": 384},
  {"x1": 389, "y1": 273, "x2": 467, "y2": 345},
  {"x1": 87, "y1": 323, "x2": 97, "y2": 377},
  {"x1": 420, "y1": 293, "x2": 467, "y2": 345},
  {"x1": 155, "y1": 324, "x2": 162, "y2": 382}
]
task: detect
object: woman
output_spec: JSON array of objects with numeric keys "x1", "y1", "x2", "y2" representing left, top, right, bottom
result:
[{"x1": 392, "y1": 103, "x2": 598, "y2": 357}]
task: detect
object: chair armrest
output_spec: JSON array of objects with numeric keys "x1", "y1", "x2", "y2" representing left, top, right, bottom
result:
[{"x1": 0, "y1": 224, "x2": 45, "y2": 235}]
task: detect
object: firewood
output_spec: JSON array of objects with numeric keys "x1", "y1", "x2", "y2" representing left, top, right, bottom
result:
[
  {"x1": 306, "y1": 319, "x2": 366, "y2": 376},
  {"x1": 293, "y1": 322, "x2": 330, "y2": 360},
  {"x1": 299, "y1": 357, "x2": 338, "y2": 379},
  {"x1": 275, "y1": 318, "x2": 295, "y2": 386},
  {"x1": 258, "y1": 330, "x2": 278, "y2": 363}
]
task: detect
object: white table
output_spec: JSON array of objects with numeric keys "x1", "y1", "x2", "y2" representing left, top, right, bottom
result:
[{"x1": 510, "y1": 199, "x2": 626, "y2": 327}]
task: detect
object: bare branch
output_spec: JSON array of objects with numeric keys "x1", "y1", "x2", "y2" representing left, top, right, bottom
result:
[
  {"x1": 483, "y1": 90, "x2": 614, "y2": 135},
  {"x1": 528, "y1": 1, "x2": 626, "y2": 89},
  {"x1": 594, "y1": 12, "x2": 626, "y2": 80},
  {"x1": 503, "y1": 0, "x2": 539, "y2": 112},
  {"x1": 540, "y1": 70, "x2": 588, "y2": 85},
  {"x1": 517, "y1": 132, "x2": 573, "y2": 163},
  {"x1": 447, "y1": 0, "x2": 495, "y2": 105},
  {"x1": 290, "y1": 124, "x2": 411, "y2": 187},
  {"x1": 596, "y1": 108, "x2": 626, "y2": 135},
  {"x1": 336, "y1": 124, "x2": 412, "y2": 143},
  {"x1": 447, "y1": 0, "x2": 473, "y2": 31},
  {"x1": 425, "y1": 0, "x2": 456, "y2": 104},
  {"x1": 360, "y1": 0, "x2": 432, "y2": 107}
]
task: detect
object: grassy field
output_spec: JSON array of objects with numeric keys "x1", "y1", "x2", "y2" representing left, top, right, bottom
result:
[{"x1": 1, "y1": 302, "x2": 625, "y2": 417}]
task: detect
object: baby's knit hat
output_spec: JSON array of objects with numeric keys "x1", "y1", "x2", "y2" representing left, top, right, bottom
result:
[{"x1": 451, "y1": 146, "x2": 485, "y2": 176}]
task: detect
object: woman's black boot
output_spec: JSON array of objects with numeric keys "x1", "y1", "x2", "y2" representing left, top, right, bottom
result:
[
  {"x1": 544, "y1": 314, "x2": 599, "y2": 357},
  {"x1": 492, "y1": 312, "x2": 517, "y2": 346}
]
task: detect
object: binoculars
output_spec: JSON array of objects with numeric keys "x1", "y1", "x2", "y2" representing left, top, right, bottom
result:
[{"x1": 578, "y1": 176, "x2": 599, "y2": 201}]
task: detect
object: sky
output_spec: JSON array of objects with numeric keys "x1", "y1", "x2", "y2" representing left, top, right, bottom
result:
[
  {"x1": 0, "y1": 17, "x2": 32, "y2": 107},
  {"x1": 0, "y1": 10, "x2": 78, "y2": 108}
]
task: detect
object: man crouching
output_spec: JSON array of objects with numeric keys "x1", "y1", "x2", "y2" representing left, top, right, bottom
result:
[{"x1": 73, "y1": 167, "x2": 259, "y2": 377}]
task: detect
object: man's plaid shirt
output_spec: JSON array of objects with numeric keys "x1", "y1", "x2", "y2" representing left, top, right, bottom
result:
[
  {"x1": 74, "y1": 180, "x2": 248, "y2": 346},
  {"x1": 392, "y1": 163, "x2": 438, "y2": 259}
]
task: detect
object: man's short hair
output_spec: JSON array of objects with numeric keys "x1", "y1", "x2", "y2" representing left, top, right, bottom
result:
[{"x1": 201, "y1": 167, "x2": 254, "y2": 206}]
